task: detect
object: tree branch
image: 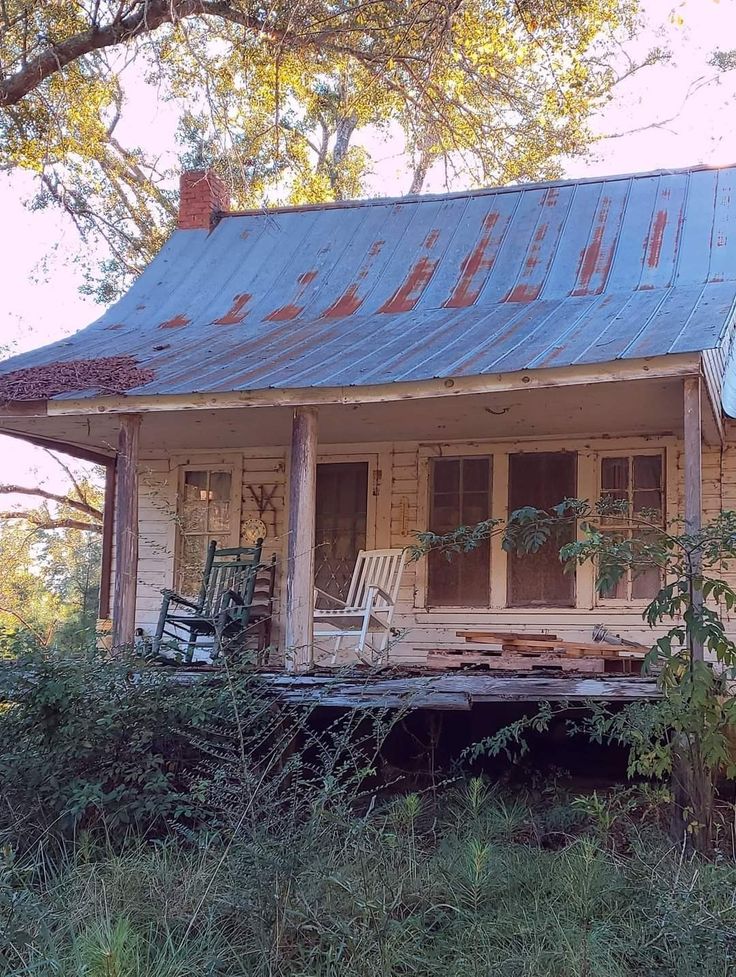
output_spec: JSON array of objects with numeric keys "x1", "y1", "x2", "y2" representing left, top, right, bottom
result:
[
  {"x1": 0, "y1": 485, "x2": 102, "y2": 521},
  {"x1": 0, "y1": 511, "x2": 103, "y2": 533}
]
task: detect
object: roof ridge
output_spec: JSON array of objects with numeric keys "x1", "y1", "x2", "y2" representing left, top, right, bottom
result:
[{"x1": 219, "y1": 161, "x2": 736, "y2": 221}]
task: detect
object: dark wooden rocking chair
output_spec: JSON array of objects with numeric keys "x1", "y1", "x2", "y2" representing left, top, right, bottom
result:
[{"x1": 153, "y1": 539, "x2": 263, "y2": 662}]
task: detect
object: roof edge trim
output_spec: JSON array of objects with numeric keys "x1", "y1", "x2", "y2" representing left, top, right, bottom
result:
[
  {"x1": 222, "y1": 162, "x2": 736, "y2": 220},
  {"x1": 28, "y1": 354, "x2": 702, "y2": 417}
]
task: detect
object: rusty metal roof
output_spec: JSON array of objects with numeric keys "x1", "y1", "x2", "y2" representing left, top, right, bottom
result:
[{"x1": 4, "y1": 163, "x2": 736, "y2": 403}]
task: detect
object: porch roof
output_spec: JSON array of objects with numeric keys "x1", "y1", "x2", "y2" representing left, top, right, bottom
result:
[{"x1": 3, "y1": 163, "x2": 736, "y2": 408}]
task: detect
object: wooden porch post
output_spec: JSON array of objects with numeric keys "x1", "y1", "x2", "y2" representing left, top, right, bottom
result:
[
  {"x1": 286, "y1": 407, "x2": 318, "y2": 672},
  {"x1": 111, "y1": 414, "x2": 141, "y2": 651},
  {"x1": 97, "y1": 461, "x2": 116, "y2": 621},
  {"x1": 683, "y1": 375, "x2": 703, "y2": 662}
]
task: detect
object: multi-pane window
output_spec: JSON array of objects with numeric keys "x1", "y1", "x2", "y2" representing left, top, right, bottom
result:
[
  {"x1": 598, "y1": 453, "x2": 664, "y2": 601},
  {"x1": 507, "y1": 451, "x2": 577, "y2": 607},
  {"x1": 427, "y1": 457, "x2": 491, "y2": 606},
  {"x1": 177, "y1": 469, "x2": 233, "y2": 595}
]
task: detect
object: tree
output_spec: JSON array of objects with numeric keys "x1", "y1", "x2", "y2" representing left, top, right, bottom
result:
[
  {"x1": 0, "y1": 453, "x2": 103, "y2": 653},
  {"x1": 0, "y1": 450, "x2": 102, "y2": 534},
  {"x1": 0, "y1": 1, "x2": 651, "y2": 299}
]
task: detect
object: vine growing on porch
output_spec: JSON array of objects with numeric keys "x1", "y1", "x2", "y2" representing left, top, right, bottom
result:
[{"x1": 412, "y1": 501, "x2": 736, "y2": 853}]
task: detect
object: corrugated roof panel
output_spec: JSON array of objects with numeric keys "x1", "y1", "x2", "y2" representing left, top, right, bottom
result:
[{"x1": 3, "y1": 162, "x2": 736, "y2": 404}]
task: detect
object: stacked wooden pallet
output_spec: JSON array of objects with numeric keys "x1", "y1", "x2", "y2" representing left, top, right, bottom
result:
[{"x1": 426, "y1": 631, "x2": 647, "y2": 675}]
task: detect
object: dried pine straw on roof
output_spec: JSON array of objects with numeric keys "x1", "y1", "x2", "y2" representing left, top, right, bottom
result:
[{"x1": 0, "y1": 356, "x2": 155, "y2": 402}]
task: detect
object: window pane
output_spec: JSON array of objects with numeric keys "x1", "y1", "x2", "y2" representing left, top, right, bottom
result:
[
  {"x1": 208, "y1": 501, "x2": 231, "y2": 533},
  {"x1": 633, "y1": 490, "x2": 662, "y2": 517},
  {"x1": 632, "y1": 564, "x2": 661, "y2": 600},
  {"x1": 463, "y1": 458, "x2": 490, "y2": 492},
  {"x1": 508, "y1": 452, "x2": 576, "y2": 607},
  {"x1": 433, "y1": 459, "x2": 460, "y2": 494},
  {"x1": 633, "y1": 455, "x2": 662, "y2": 490},
  {"x1": 428, "y1": 457, "x2": 490, "y2": 606},
  {"x1": 601, "y1": 458, "x2": 628, "y2": 492},
  {"x1": 432, "y1": 504, "x2": 461, "y2": 533},
  {"x1": 210, "y1": 471, "x2": 232, "y2": 501},
  {"x1": 179, "y1": 535, "x2": 207, "y2": 596},
  {"x1": 184, "y1": 470, "x2": 209, "y2": 499},
  {"x1": 181, "y1": 499, "x2": 207, "y2": 532}
]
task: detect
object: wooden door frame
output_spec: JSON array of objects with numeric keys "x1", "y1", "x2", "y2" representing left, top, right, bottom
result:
[{"x1": 316, "y1": 451, "x2": 381, "y2": 551}]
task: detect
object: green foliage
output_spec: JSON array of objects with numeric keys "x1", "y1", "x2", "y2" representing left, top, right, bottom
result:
[
  {"x1": 1, "y1": 780, "x2": 735, "y2": 976},
  {"x1": 0, "y1": 649, "x2": 399, "y2": 843},
  {"x1": 415, "y1": 502, "x2": 736, "y2": 851}
]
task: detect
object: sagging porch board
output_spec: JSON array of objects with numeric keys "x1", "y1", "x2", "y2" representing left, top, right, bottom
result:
[
  {"x1": 131, "y1": 430, "x2": 736, "y2": 664},
  {"x1": 164, "y1": 669, "x2": 661, "y2": 709}
]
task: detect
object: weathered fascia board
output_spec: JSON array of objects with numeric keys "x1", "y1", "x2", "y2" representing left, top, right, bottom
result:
[{"x1": 19, "y1": 353, "x2": 704, "y2": 417}]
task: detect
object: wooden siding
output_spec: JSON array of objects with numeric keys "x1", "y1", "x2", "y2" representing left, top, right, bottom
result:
[{"x1": 132, "y1": 433, "x2": 736, "y2": 664}]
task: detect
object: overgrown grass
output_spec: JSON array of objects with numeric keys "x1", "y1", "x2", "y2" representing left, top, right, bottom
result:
[
  {"x1": 2, "y1": 782, "x2": 736, "y2": 976},
  {"x1": 1, "y1": 653, "x2": 735, "y2": 975}
]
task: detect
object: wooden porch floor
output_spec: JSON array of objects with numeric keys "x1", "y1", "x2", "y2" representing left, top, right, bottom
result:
[{"x1": 169, "y1": 666, "x2": 660, "y2": 710}]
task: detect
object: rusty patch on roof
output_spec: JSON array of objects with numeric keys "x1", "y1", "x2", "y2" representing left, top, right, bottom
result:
[
  {"x1": 321, "y1": 285, "x2": 364, "y2": 319},
  {"x1": 265, "y1": 304, "x2": 303, "y2": 322},
  {"x1": 379, "y1": 257, "x2": 438, "y2": 313},
  {"x1": 444, "y1": 212, "x2": 501, "y2": 308},
  {"x1": 214, "y1": 293, "x2": 252, "y2": 325},
  {"x1": 646, "y1": 211, "x2": 668, "y2": 268},
  {"x1": 159, "y1": 313, "x2": 190, "y2": 329},
  {"x1": 424, "y1": 229, "x2": 441, "y2": 248},
  {"x1": 320, "y1": 242, "x2": 386, "y2": 319},
  {"x1": 265, "y1": 270, "x2": 319, "y2": 321},
  {"x1": 573, "y1": 197, "x2": 615, "y2": 296},
  {"x1": 0, "y1": 356, "x2": 154, "y2": 402},
  {"x1": 506, "y1": 283, "x2": 542, "y2": 303}
]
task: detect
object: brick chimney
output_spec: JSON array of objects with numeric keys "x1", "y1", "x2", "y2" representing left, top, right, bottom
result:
[{"x1": 177, "y1": 169, "x2": 230, "y2": 230}]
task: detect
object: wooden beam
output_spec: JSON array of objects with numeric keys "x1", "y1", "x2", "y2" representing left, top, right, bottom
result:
[
  {"x1": 683, "y1": 376, "x2": 704, "y2": 662},
  {"x1": 285, "y1": 407, "x2": 318, "y2": 672},
  {"x1": 111, "y1": 414, "x2": 141, "y2": 651},
  {"x1": 97, "y1": 462, "x2": 116, "y2": 620},
  {"x1": 45, "y1": 353, "x2": 702, "y2": 416}
]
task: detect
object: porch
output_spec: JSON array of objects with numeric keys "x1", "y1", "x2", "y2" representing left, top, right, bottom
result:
[{"x1": 0, "y1": 360, "x2": 720, "y2": 680}]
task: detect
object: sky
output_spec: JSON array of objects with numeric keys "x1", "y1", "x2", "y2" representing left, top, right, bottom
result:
[{"x1": 1, "y1": 0, "x2": 736, "y2": 497}]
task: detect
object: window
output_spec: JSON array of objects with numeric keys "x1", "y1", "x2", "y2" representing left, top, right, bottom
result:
[
  {"x1": 507, "y1": 452, "x2": 576, "y2": 607},
  {"x1": 176, "y1": 469, "x2": 233, "y2": 595},
  {"x1": 598, "y1": 453, "x2": 664, "y2": 601},
  {"x1": 428, "y1": 457, "x2": 491, "y2": 606}
]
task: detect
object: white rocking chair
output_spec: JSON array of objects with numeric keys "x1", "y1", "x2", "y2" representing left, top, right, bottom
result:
[{"x1": 313, "y1": 548, "x2": 407, "y2": 665}]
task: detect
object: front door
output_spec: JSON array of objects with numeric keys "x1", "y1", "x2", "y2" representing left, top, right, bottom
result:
[{"x1": 315, "y1": 461, "x2": 370, "y2": 601}]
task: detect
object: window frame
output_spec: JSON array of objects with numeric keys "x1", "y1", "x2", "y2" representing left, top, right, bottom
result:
[
  {"x1": 594, "y1": 447, "x2": 667, "y2": 607},
  {"x1": 173, "y1": 457, "x2": 243, "y2": 595},
  {"x1": 425, "y1": 453, "x2": 494, "y2": 609}
]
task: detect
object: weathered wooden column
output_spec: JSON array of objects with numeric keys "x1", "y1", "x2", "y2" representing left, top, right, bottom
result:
[
  {"x1": 285, "y1": 407, "x2": 318, "y2": 672},
  {"x1": 111, "y1": 414, "x2": 141, "y2": 651},
  {"x1": 683, "y1": 375, "x2": 703, "y2": 662},
  {"x1": 97, "y1": 461, "x2": 116, "y2": 632}
]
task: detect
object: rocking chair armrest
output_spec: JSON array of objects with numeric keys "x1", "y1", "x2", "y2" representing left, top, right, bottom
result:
[
  {"x1": 160, "y1": 589, "x2": 200, "y2": 612},
  {"x1": 222, "y1": 589, "x2": 245, "y2": 607},
  {"x1": 313, "y1": 586, "x2": 348, "y2": 609},
  {"x1": 366, "y1": 585, "x2": 394, "y2": 605}
]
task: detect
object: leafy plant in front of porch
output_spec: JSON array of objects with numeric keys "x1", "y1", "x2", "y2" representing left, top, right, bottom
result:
[{"x1": 413, "y1": 503, "x2": 736, "y2": 854}]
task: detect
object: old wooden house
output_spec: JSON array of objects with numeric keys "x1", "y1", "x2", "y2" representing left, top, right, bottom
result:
[{"x1": 1, "y1": 163, "x2": 736, "y2": 696}]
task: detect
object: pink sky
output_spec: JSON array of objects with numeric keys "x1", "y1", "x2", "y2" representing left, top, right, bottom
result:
[{"x1": 0, "y1": 0, "x2": 735, "y2": 492}]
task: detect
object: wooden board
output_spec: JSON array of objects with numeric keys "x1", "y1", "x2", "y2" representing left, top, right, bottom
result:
[
  {"x1": 427, "y1": 650, "x2": 606, "y2": 674},
  {"x1": 457, "y1": 630, "x2": 559, "y2": 642},
  {"x1": 455, "y1": 630, "x2": 647, "y2": 660}
]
